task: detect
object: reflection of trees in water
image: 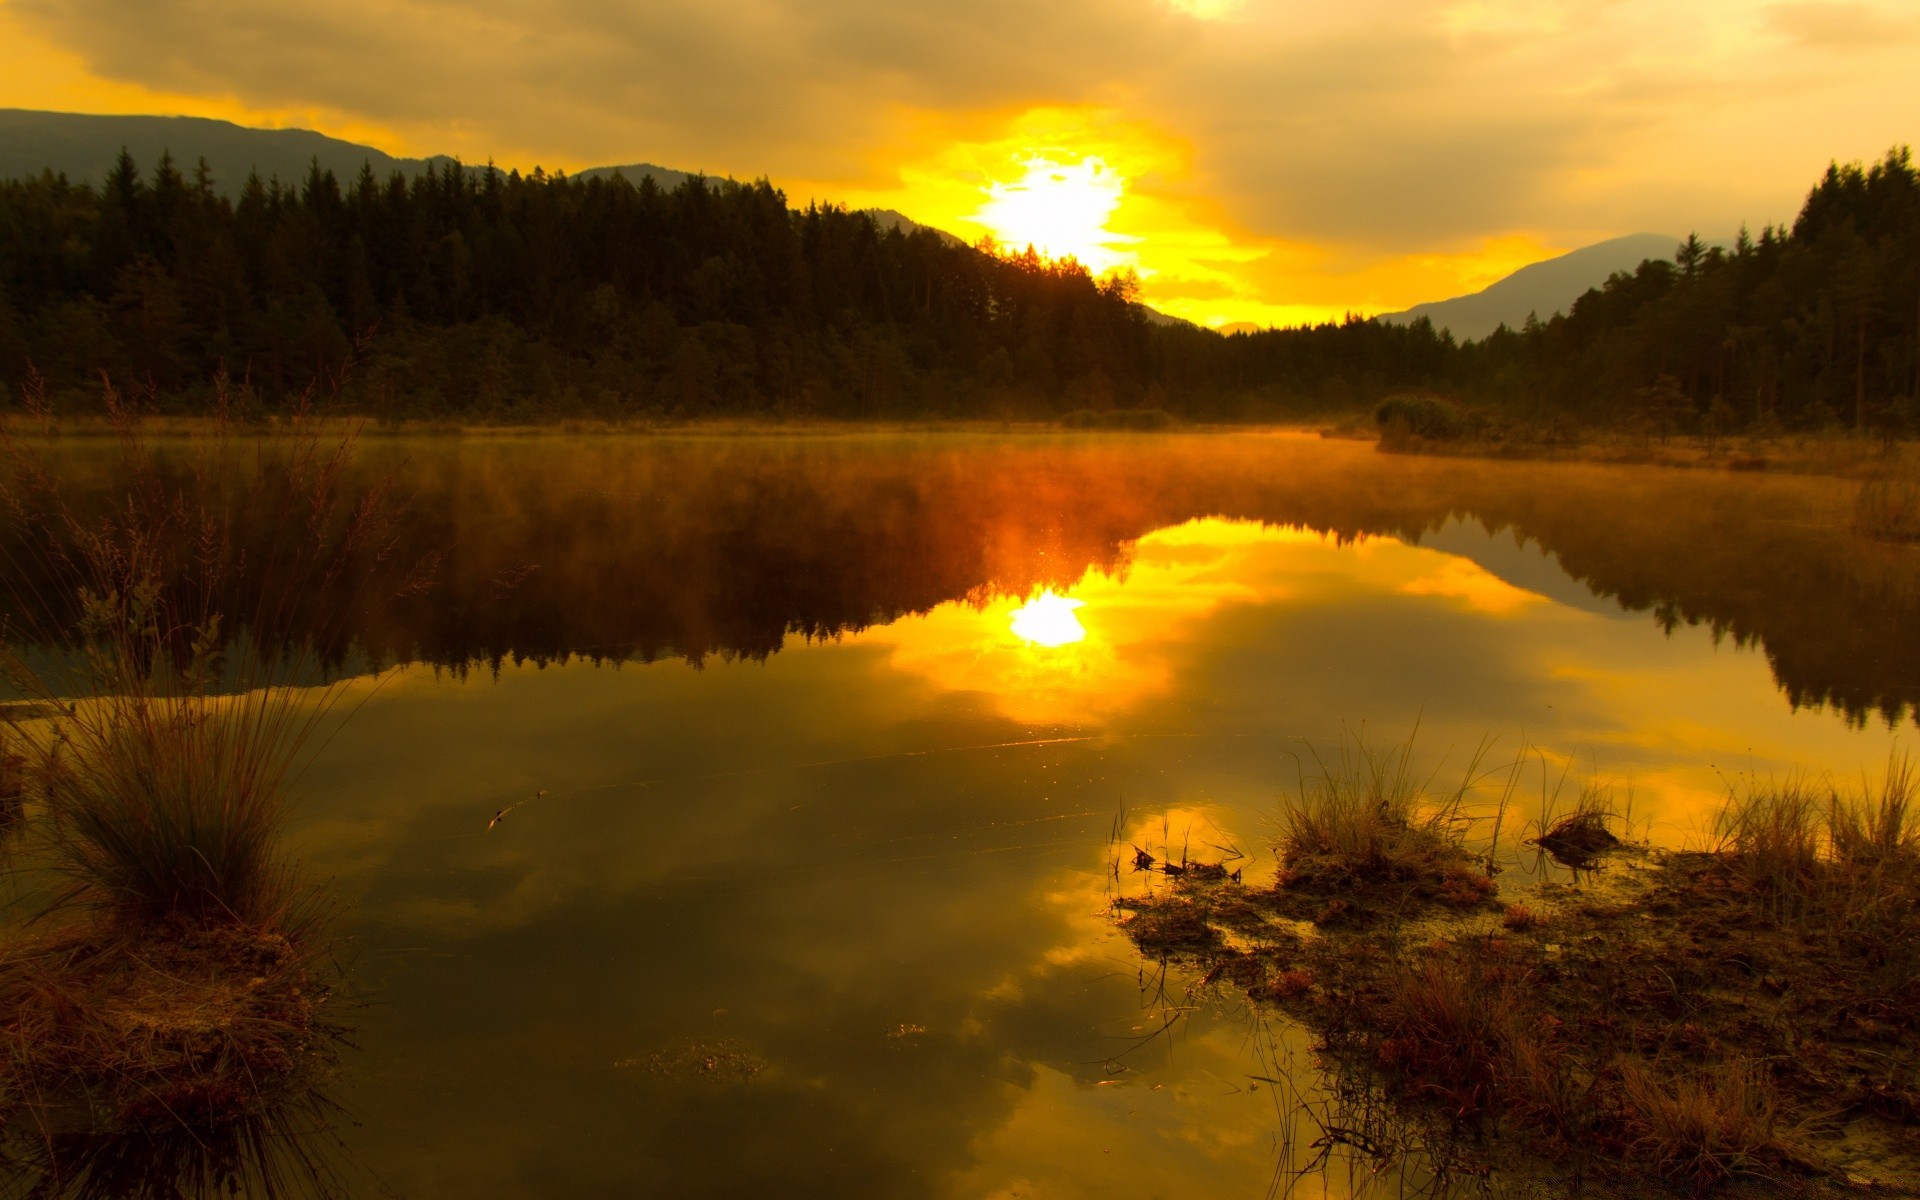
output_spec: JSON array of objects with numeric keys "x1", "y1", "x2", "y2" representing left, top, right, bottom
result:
[{"x1": 3, "y1": 436, "x2": 1911, "y2": 726}]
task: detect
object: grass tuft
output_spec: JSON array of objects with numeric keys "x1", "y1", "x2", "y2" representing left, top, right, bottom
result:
[
  {"x1": 1616, "y1": 1059, "x2": 1794, "y2": 1190},
  {"x1": 1716, "y1": 758, "x2": 1920, "y2": 961},
  {"x1": 1501, "y1": 903, "x2": 1542, "y2": 932},
  {"x1": 1278, "y1": 736, "x2": 1477, "y2": 885}
]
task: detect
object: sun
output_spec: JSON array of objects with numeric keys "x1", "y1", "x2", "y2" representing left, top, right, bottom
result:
[
  {"x1": 1008, "y1": 590, "x2": 1088, "y2": 648},
  {"x1": 971, "y1": 154, "x2": 1135, "y2": 273}
]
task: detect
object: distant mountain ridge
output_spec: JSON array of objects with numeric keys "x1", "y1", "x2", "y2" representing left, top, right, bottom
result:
[
  {"x1": 1378, "y1": 233, "x2": 1689, "y2": 342},
  {"x1": 0, "y1": 109, "x2": 463, "y2": 193},
  {"x1": 0, "y1": 110, "x2": 946, "y2": 238}
]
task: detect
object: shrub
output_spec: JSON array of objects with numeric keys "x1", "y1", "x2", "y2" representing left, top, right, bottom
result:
[
  {"x1": 1502, "y1": 904, "x2": 1542, "y2": 931},
  {"x1": 1375, "y1": 393, "x2": 1468, "y2": 441}
]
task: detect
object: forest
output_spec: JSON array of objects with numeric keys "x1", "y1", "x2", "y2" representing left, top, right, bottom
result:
[{"x1": 0, "y1": 146, "x2": 1914, "y2": 427}]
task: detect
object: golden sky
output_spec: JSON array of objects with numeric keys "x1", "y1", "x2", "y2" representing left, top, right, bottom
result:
[{"x1": 2, "y1": 0, "x2": 1915, "y2": 326}]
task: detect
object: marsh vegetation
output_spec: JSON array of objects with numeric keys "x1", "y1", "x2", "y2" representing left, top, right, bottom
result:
[
  {"x1": 0, "y1": 408, "x2": 407, "y2": 1196},
  {"x1": 1118, "y1": 740, "x2": 1920, "y2": 1195}
]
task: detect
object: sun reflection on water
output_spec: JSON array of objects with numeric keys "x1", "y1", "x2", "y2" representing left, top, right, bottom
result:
[{"x1": 1009, "y1": 590, "x2": 1088, "y2": 647}]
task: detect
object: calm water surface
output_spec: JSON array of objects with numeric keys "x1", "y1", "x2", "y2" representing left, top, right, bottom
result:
[{"x1": 35, "y1": 431, "x2": 1920, "y2": 1196}]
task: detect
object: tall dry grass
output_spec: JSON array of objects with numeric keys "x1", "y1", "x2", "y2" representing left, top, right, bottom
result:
[
  {"x1": 1616, "y1": 1059, "x2": 1797, "y2": 1191},
  {"x1": 1716, "y1": 757, "x2": 1920, "y2": 992},
  {"x1": 0, "y1": 380, "x2": 408, "y2": 1194},
  {"x1": 0, "y1": 379, "x2": 414, "y2": 929},
  {"x1": 1277, "y1": 734, "x2": 1479, "y2": 874}
]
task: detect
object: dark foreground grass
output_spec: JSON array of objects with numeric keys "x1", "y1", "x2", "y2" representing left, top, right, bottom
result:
[
  {"x1": 0, "y1": 391, "x2": 397, "y2": 1196},
  {"x1": 1117, "y1": 751, "x2": 1920, "y2": 1196}
]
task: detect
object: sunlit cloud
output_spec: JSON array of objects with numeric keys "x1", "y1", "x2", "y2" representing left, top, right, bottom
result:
[{"x1": 1163, "y1": 0, "x2": 1242, "y2": 19}]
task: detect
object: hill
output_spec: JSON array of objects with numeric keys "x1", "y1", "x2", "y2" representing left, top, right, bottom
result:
[
  {"x1": 571, "y1": 162, "x2": 696, "y2": 192},
  {"x1": 0, "y1": 109, "x2": 461, "y2": 195},
  {"x1": 1378, "y1": 233, "x2": 1685, "y2": 342}
]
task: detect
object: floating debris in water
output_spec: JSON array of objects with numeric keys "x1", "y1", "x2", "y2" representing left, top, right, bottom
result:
[
  {"x1": 616, "y1": 1040, "x2": 767, "y2": 1081},
  {"x1": 487, "y1": 788, "x2": 546, "y2": 830}
]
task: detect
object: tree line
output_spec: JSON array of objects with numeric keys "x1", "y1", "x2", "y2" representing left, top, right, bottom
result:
[{"x1": 0, "y1": 147, "x2": 1914, "y2": 427}]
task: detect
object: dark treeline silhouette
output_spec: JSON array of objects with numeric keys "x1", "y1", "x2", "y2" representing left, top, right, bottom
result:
[
  {"x1": 0, "y1": 148, "x2": 1914, "y2": 424},
  {"x1": 1449, "y1": 148, "x2": 1920, "y2": 434}
]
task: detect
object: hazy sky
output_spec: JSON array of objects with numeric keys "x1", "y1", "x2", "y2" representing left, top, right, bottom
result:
[{"x1": 2, "y1": 0, "x2": 1914, "y2": 325}]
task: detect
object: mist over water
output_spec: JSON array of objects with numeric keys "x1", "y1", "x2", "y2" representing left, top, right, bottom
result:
[{"x1": 6, "y1": 430, "x2": 1909, "y2": 1195}]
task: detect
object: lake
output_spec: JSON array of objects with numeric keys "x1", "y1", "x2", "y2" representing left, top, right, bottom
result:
[{"x1": 9, "y1": 429, "x2": 1915, "y2": 1196}]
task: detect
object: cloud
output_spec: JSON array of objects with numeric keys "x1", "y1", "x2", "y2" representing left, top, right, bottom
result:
[
  {"x1": 1766, "y1": 1, "x2": 1916, "y2": 49},
  {"x1": 8, "y1": 0, "x2": 1191, "y2": 176},
  {"x1": 4, "y1": 0, "x2": 1918, "y2": 320}
]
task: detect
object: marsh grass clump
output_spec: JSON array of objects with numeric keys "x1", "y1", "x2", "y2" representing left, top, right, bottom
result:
[
  {"x1": 1715, "y1": 760, "x2": 1920, "y2": 935},
  {"x1": 1372, "y1": 953, "x2": 1533, "y2": 1120},
  {"x1": 1615, "y1": 1059, "x2": 1797, "y2": 1191},
  {"x1": 1273, "y1": 735, "x2": 1497, "y2": 914}
]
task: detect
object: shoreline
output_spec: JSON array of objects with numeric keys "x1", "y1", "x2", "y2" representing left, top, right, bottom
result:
[{"x1": 1, "y1": 410, "x2": 1910, "y2": 485}]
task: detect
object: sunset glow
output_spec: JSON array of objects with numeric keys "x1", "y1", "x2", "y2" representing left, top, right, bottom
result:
[
  {"x1": 972, "y1": 154, "x2": 1134, "y2": 274},
  {"x1": 1008, "y1": 590, "x2": 1088, "y2": 648}
]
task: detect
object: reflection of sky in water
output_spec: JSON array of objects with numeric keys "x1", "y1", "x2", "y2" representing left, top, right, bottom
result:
[{"x1": 296, "y1": 517, "x2": 1901, "y2": 1196}]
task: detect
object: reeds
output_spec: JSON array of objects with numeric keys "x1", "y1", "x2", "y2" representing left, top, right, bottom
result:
[
  {"x1": 1273, "y1": 733, "x2": 1504, "y2": 910},
  {"x1": 0, "y1": 381, "x2": 410, "y2": 931},
  {"x1": 1370, "y1": 950, "x2": 1584, "y2": 1136}
]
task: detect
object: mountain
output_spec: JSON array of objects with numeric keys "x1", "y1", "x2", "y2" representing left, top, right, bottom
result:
[
  {"x1": 0, "y1": 108, "x2": 463, "y2": 194},
  {"x1": 863, "y1": 208, "x2": 966, "y2": 247},
  {"x1": 1378, "y1": 233, "x2": 1686, "y2": 342},
  {"x1": 571, "y1": 162, "x2": 696, "y2": 191}
]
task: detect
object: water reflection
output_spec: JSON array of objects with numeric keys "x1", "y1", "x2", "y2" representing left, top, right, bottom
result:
[
  {"x1": 3, "y1": 432, "x2": 1914, "y2": 725},
  {"x1": 2, "y1": 433, "x2": 1910, "y2": 1197},
  {"x1": 1008, "y1": 590, "x2": 1087, "y2": 648}
]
